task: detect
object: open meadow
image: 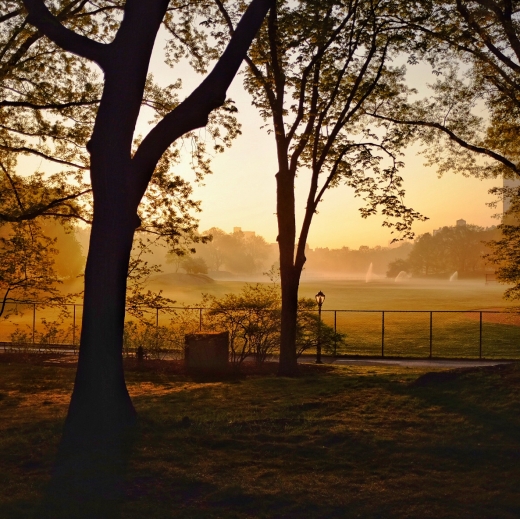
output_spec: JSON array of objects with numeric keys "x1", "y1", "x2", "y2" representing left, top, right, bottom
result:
[{"x1": 0, "y1": 355, "x2": 519, "y2": 518}]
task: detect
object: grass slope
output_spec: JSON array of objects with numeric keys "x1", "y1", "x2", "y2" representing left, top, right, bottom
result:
[{"x1": 0, "y1": 356, "x2": 519, "y2": 518}]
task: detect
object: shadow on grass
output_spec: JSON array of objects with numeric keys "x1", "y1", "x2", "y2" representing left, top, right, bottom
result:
[{"x1": 406, "y1": 364, "x2": 520, "y2": 445}]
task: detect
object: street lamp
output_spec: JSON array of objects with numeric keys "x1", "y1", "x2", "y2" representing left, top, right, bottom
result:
[{"x1": 315, "y1": 290, "x2": 325, "y2": 364}]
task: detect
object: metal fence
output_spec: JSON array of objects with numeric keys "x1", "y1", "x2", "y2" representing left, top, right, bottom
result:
[
  {"x1": 319, "y1": 309, "x2": 520, "y2": 359},
  {"x1": 1, "y1": 302, "x2": 520, "y2": 360}
]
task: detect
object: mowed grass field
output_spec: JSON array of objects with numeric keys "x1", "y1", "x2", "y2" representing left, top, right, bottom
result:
[
  {"x1": 1, "y1": 355, "x2": 519, "y2": 518},
  {"x1": 3, "y1": 278, "x2": 519, "y2": 358}
]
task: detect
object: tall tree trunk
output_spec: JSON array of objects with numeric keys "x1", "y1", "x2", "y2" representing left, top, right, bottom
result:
[
  {"x1": 43, "y1": 202, "x2": 139, "y2": 518},
  {"x1": 278, "y1": 265, "x2": 300, "y2": 375},
  {"x1": 22, "y1": 0, "x2": 276, "y2": 515},
  {"x1": 276, "y1": 158, "x2": 300, "y2": 376}
]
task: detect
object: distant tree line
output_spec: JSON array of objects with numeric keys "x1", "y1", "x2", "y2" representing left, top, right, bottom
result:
[
  {"x1": 177, "y1": 227, "x2": 277, "y2": 276},
  {"x1": 386, "y1": 224, "x2": 499, "y2": 278},
  {"x1": 305, "y1": 243, "x2": 413, "y2": 277}
]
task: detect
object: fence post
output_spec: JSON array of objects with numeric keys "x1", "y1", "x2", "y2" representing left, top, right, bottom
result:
[
  {"x1": 479, "y1": 311, "x2": 483, "y2": 359},
  {"x1": 199, "y1": 308, "x2": 203, "y2": 332},
  {"x1": 334, "y1": 311, "x2": 337, "y2": 356},
  {"x1": 381, "y1": 311, "x2": 385, "y2": 357},
  {"x1": 429, "y1": 311, "x2": 433, "y2": 358},
  {"x1": 32, "y1": 304, "x2": 36, "y2": 345},
  {"x1": 72, "y1": 304, "x2": 76, "y2": 349}
]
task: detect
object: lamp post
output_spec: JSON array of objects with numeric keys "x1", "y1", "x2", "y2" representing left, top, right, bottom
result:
[{"x1": 315, "y1": 291, "x2": 325, "y2": 364}]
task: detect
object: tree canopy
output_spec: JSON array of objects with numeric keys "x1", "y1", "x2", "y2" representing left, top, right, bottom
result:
[
  {"x1": 370, "y1": 0, "x2": 520, "y2": 184},
  {"x1": 0, "y1": 0, "x2": 238, "y2": 256},
  {"x1": 388, "y1": 223, "x2": 498, "y2": 277}
]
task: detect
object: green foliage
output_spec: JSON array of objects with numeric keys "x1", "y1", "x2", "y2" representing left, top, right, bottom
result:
[
  {"x1": 234, "y1": 0, "x2": 427, "y2": 240},
  {"x1": 123, "y1": 321, "x2": 182, "y2": 361},
  {"x1": 295, "y1": 298, "x2": 346, "y2": 356},
  {"x1": 205, "y1": 284, "x2": 281, "y2": 365},
  {"x1": 390, "y1": 223, "x2": 499, "y2": 277},
  {"x1": 485, "y1": 216, "x2": 520, "y2": 300},
  {"x1": 371, "y1": 0, "x2": 520, "y2": 182},
  {"x1": 0, "y1": 1, "x2": 241, "y2": 256},
  {"x1": 204, "y1": 285, "x2": 345, "y2": 364}
]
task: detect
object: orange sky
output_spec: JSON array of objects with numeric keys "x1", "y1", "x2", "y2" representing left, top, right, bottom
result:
[
  {"x1": 143, "y1": 30, "x2": 500, "y2": 250},
  {"x1": 17, "y1": 28, "x2": 500, "y2": 251}
]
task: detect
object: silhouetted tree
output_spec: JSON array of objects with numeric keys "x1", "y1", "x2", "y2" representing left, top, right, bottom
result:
[
  {"x1": 181, "y1": 256, "x2": 209, "y2": 274},
  {"x1": 196, "y1": 227, "x2": 274, "y2": 273},
  {"x1": 217, "y1": 0, "x2": 424, "y2": 374},
  {"x1": 386, "y1": 257, "x2": 410, "y2": 278},
  {"x1": 21, "y1": 0, "x2": 274, "y2": 515},
  {"x1": 371, "y1": 0, "x2": 520, "y2": 182},
  {"x1": 397, "y1": 224, "x2": 498, "y2": 277},
  {"x1": 0, "y1": 220, "x2": 63, "y2": 317}
]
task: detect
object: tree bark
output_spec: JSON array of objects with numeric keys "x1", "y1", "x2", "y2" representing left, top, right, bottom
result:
[
  {"x1": 276, "y1": 158, "x2": 300, "y2": 376},
  {"x1": 43, "y1": 210, "x2": 138, "y2": 518}
]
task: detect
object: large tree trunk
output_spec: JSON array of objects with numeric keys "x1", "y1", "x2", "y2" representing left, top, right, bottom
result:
[
  {"x1": 22, "y1": 0, "x2": 275, "y2": 515},
  {"x1": 43, "y1": 205, "x2": 138, "y2": 518}
]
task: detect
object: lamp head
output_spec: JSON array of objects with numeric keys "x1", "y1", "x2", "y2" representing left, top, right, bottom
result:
[{"x1": 315, "y1": 290, "x2": 325, "y2": 306}]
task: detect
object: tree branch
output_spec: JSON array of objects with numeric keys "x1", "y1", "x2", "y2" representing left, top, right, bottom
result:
[
  {"x1": 455, "y1": 0, "x2": 520, "y2": 73},
  {"x1": 0, "y1": 99, "x2": 99, "y2": 109},
  {"x1": 369, "y1": 112, "x2": 520, "y2": 176},
  {"x1": 0, "y1": 160, "x2": 26, "y2": 214},
  {"x1": 213, "y1": 0, "x2": 276, "y2": 111},
  {"x1": 0, "y1": 8, "x2": 23, "y2": 24},
  {"x1": 0, "y1": 144, "x2": 88, "y2": 170},
  {"x1": 131, "y1": 0, "x2": 275, "y2": 206},
  {"x1": 0, "y1": 188, "x2": 92, "y2": 223},
  {"x1": 22, "y1": 0, "x2": 108, "y2": 67}
]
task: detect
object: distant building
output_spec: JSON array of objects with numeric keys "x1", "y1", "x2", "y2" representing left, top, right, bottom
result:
[
  {"x1": 233, "y1": 226, "x2": 256, "y2": 238},
  {"x1": 433, "y1": 220, "x2": 466, "y2": 235},
  {"x1": 503, "y1": 176, "x2": 520, "y2": 213}
]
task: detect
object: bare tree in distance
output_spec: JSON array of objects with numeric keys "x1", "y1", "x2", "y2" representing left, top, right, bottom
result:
[
  {"x1": 21, "y1": 0, "x2": 274, "y2": 515},
  {"x1": 0, "y1": 220, "x2": 64, "y2": 317},
  {"x1": 216, "y1": 0, "x2": 426, "y2": 375}
]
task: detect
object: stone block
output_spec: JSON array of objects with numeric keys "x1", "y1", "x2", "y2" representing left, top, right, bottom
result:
[{"x1": 184, "y1": 332, "x2": 229, "y2": 372}]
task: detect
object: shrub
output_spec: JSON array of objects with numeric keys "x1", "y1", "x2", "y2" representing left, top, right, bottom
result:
[
  {"x1": 204, "y1": 284, "x2": 280, "y2": 365},
  {"x1": 203, "y1": 286, "x2": 346, "y2": 365},
  {"x1": 296, "y1": 298, "x2": 346, "y2": 357}
]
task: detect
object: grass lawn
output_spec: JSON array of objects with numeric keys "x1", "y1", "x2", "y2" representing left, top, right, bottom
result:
[{"x1": 0, "y1": 355, "x2": 519, "y2": 518}]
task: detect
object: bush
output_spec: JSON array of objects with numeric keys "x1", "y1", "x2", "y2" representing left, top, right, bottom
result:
[
  {"x1": 203, "y1": 286, "x2": 346, "y2": 365},
  {"x1": 204, "y1": 284, "x2": 280, "y2": 365},
  {"x1": 296, "y1": 298, "x2": 346, "y2": 357},
  {"x1": 123, "y1": 306, "x2": 201, "y2": 360}
]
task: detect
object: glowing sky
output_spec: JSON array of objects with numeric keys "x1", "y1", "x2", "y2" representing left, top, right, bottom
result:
[
  {"x1": 17, "y1": 27, "x2": 499, "y2": 251},
  {"x1": 144, "y1": 32, "x2": 499, "y2": 250}
]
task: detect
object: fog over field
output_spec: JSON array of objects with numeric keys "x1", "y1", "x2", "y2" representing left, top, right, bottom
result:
[{"x1": 17, "y1": 219, "x2": 500, "y2": 314}]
